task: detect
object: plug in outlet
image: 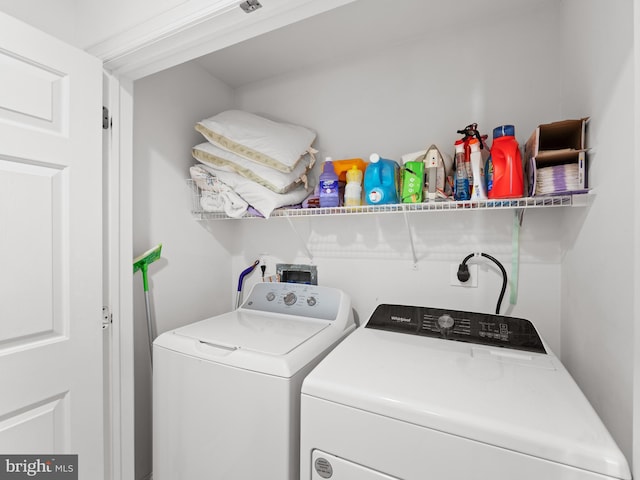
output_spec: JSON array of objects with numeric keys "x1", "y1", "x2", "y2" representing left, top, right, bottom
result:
[
  {"x1": 450, "y1": 264, "x2": 478, "y2": 287},
  {"x1": 258, "y1": 253, "x2": 272, "y2": 279},
  {"x1": 258, "y1": 254, "x2": 281, "y2": 282}
]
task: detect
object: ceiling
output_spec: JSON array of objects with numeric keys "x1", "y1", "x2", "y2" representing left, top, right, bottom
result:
[{"x1": 194, "y1": 0, "x2": 557, "y2": 88}]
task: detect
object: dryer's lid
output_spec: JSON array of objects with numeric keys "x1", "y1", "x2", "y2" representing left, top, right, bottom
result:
[
  {"x1": 302, "y1": 307, "x2": 631, "y2": 480},
  {"x1": 174, "y1": 310, "x2": 329, "y2": 355}
]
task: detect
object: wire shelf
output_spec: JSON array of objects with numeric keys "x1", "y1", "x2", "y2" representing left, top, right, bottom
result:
[{"x1": 187, "y1": 179, "x2": 588, "y2": 220}]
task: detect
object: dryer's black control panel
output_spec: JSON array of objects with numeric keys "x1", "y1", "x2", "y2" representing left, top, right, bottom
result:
[{"x1": 365, "y1": 304, "x2": 546, "y2": 354}]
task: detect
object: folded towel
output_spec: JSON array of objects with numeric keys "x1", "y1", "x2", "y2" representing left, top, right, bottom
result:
[
  {"x1": 197, "y1": 164, "x2": 312, "y2": 218},
  {"x1": 190, "y1": 165, "x2": 248, "y2": 218}
]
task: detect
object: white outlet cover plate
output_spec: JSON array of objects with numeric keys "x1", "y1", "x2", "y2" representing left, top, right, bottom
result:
[{"x1": 450, "y1": 264, "x2": 478, "y2": 287}]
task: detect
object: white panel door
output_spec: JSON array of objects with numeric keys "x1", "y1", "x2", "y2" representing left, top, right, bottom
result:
[{"x1": 0, "y1": 11, "x2": 104, "y2": 478}]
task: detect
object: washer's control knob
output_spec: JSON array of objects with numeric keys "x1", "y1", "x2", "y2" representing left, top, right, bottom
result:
[
  {"x1": 307, "y1": 297, "x2": 317, "y2": 306},
  {"x1": 284, "y1": 292, "x2": 297, "y2": 306},
  {"x1": 266, "y1": 292, "x2": 276, "y2": 302},
  {"x1": 437, "y1": 314, "x2": 455, "y2": 333}
]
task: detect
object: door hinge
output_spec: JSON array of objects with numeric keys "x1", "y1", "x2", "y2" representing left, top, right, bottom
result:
[
  {"x1": 102, "y1": 106, "x2": 110, "y2": 129},
  {"x1": 102, "y1": 306, "x2": 112, "y2": 329}
]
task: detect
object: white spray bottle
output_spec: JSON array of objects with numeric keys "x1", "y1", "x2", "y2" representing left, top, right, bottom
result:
[{"x1": 469, "y1": 138, "x2": 487, "y2": 199}]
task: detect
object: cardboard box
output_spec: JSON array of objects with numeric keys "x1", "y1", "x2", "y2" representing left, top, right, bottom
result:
[{"x1": 524, "y1": 117, "x2": 589, "y2": 196}]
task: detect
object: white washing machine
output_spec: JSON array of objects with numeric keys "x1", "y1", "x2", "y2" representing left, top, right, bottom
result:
[
  {"x1": 153, "y1": 282, "x2": 355, "y2": 480},
  {"x1": 300, "y1": 304, "x2": 631, "y2": 480}
]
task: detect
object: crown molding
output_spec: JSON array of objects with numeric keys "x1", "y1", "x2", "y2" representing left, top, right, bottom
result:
[{"x1": 88, "y1": 0, "x2": 355, "y2": 81}]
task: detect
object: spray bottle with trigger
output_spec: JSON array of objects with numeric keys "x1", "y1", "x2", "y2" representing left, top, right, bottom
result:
[
  {"x1": 453, "y1": 139, "x2": 470, "y2": 201},
  {"x1": 468, "y1": 138, "x2": 487, "y2": 199},
  {"x1": 455, "y1": 123, "x2": 489, "y2": 200}
]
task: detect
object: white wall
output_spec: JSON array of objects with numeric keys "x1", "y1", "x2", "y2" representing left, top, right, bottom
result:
[
  {"x1": 559, "y1": 0, "x2": 635, "y2": 464},
  {"x1": 132, "y1": 60, "x2": 236, "y2": 479},
  {"x1": 234, "y1": 210, "x2": 564, "y2": 349},
  {"x1": 236, "y1": 2, "x2": 563, "y2": 161},
  {"x1": 0, "y1": 0, "x2": 197, "y2": 50},
  {"x1": 75, "y1": 0, "x2": 187, "y2": 49},
  {"x1": 0, "y1": 0, "x2": 78, "y2": 45}
]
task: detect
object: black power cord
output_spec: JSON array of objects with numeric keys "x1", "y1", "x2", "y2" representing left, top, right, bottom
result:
[{"x1": 457, "y1": 252, "x2": 508, "y2": 315}]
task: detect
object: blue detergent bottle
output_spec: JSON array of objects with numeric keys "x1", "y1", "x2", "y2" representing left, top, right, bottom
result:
[{"x1": 364, "y1": 153, "x2": 399, "y2": 205}]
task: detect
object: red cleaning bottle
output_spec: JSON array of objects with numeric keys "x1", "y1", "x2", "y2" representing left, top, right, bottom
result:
[{"x1": 487, "y1": 125, "x2": 524, "y2": 199}]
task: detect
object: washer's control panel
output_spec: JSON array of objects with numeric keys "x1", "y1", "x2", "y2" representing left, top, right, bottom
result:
[
  {"x1": 241, "y1": 282, "x2": 341, "y2": 321},
  {"x1": 365, "y1": 304, "x2": 546, "y2": 353}
]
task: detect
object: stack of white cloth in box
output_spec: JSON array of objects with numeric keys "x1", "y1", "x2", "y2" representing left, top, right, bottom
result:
[{"x1": 535, "y1": 163, "x2": 580, "y2": 195}]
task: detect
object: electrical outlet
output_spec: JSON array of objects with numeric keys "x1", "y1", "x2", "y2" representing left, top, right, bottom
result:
[
  {"x1": 259, "y1": 253, "x2": 272, "y2": 268},
  {"x1": 258, "y1": 253, "x2": 274, "y2": 280},
  {"x1": 450, "y1": 264, "x2": 478, "y2": 287}
]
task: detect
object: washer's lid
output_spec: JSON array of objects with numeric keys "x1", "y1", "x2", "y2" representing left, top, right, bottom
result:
[
  {"x1": 174, "y1": 310, "x2": 329, "y2": 355},
  {"x1": 154, "y1": 282, "x2": 354, "y2": 378},
  {"x1": 302, "y1": 305, "x2": 631, "y2": 480}
]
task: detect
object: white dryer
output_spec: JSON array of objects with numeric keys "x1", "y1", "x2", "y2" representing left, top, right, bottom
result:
[
  {"x1": 300, "y1": 304, "x2": 631, "y2": 480},
  {"x1": 153, "y1": 282, "x2": 355, "y2": 480}
]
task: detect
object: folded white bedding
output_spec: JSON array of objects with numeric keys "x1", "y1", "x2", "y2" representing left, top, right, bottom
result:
[
  {"x1": 192, "y1": 141, "x2": 315, "y2": 194},
  {"x1": 196, "y1": 164, "x2": 312, "y2": 218},
  {"x1": 195, "y1": 110, "x2": 316, "y2": 173}
]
